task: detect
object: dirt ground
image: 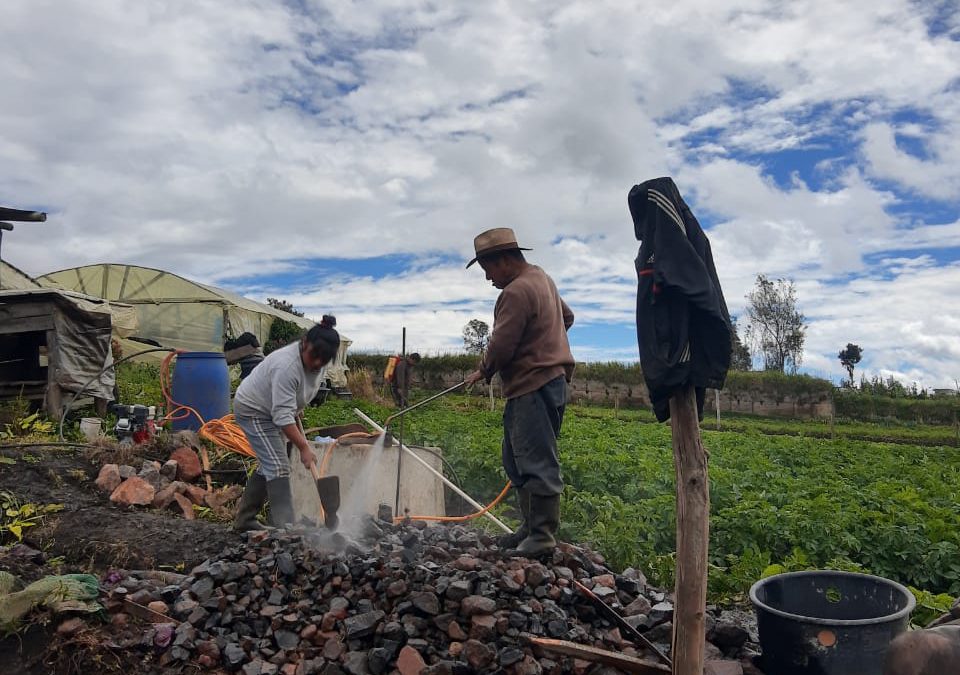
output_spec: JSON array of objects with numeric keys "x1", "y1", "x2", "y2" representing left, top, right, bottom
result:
[{"x1": 0, "y1": 443, "x2": 241, "y2": 674}]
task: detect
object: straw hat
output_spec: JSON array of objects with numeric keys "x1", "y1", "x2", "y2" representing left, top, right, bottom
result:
[{"x1": 466, "y1": 227, "x2": 532, "y2": 268}]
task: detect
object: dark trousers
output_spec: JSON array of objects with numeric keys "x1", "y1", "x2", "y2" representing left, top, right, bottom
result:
[{"x1": 501, "y1": 376, "x2": 566, "y2": 496}]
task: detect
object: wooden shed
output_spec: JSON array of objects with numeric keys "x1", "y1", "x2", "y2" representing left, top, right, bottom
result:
[{"x1": 0, "y1": 289, "x2": 136, "y2": 415}]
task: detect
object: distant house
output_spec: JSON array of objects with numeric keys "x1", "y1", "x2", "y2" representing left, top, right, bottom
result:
[{"x1": 932, "y1": 388, "x2": 958, "y2": 397}]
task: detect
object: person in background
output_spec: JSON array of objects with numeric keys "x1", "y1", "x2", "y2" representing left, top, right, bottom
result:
[
  {"x1": 232, "y1": 315, "x2": 340, "y2": 530},
  {"x1": 224, "y1": 332, "x2": 265, "y2": 380},
  {"x1": 391, "y1": 352, "x2": 421, "y2": 408},
  {"x1": 464, "y1": 228, "x2": 575, "y2": 558}
]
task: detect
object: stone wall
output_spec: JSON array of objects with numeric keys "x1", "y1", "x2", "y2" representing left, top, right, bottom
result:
[{"x1": 391, "y1": 369, "x2": 834, "y2": 420}]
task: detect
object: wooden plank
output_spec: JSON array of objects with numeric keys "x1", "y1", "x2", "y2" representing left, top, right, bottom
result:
[
  {"x1": 669, "y1": 384, "x2": 710, "y2": 675},
  {"x1": 0, "y1": 301, "x2": 53, "y2": 320},
  {"x1": 198, "y1": 446, "x2": 214, "y2": 491},
  {"x1": 0, "y1": 316, "x2": 55, "y2": 334},
  {"x1": 572, "y1": 580, "x2": 672, "y2": 667},
  {"x1": 45, "y1": 330, "x2": 62, "y2": 417},
  {"x1": 528, "y1": 637, "x2": 671, "y2": 674}
]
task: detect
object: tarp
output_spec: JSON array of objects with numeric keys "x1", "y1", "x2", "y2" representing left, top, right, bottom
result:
[
  {"x1": 0, "y1": 571, "x2": 100, "y2": 632},
  {"x1": 38, "y1": 264, "x2": 350, "y2": 385},
  {"x1": 0, "y1": 259, "x2": 42, "y2": 291}
]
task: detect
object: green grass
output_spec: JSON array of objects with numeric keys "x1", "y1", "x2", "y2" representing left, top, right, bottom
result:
[{"x1": 304, "y1": 394, "x2": 960, "y2": 604}]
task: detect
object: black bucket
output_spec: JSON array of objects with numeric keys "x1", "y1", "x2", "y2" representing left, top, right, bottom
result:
[{"x1": 750, "y1": 570, "x2": 915, "y2": 675}]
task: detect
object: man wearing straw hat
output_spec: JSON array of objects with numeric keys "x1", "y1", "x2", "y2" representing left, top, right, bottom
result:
[{"x1": 465, "y1": 228, "x2": 575, "y2": 558}]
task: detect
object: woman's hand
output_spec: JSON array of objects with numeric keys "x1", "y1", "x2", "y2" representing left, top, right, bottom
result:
[
  {"x1": 299, "y1": 445, "x2": 317, "y2": 470},
  {"x1": 465, "y1": 369, "x2": 486, "y2": 388}
]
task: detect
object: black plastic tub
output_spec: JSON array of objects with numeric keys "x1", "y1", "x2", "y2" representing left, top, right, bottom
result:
[{"x1": 750, "y1": 570, "x2": 915, "y2": 675}]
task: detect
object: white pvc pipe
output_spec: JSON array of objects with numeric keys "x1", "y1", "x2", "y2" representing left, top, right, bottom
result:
[{"x1": 353, "y1": 408, "x2": 513, "y2": 533}]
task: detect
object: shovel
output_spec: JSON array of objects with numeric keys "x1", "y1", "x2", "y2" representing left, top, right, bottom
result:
[
  {"x1": 311, "y1": 468, "x2": 340, "y2": 531},
  {"x1": 296, "y1": 417, "x2": 341, "y2": 531}
]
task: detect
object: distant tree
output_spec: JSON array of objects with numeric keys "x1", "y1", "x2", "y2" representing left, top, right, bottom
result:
[
  {"x1": 858, "y1": 374, "x2": 928, "y2": 399},
  {"x1": 838, "y1": 343, "x2": 863, "y2": 385},
  {"x1": 265, "y1": 318, "x2": 304, "y2": 354},
  {"x1": 267, "y1": 297, "x2": 304, "y2": 317},
  {"x1": 462, "y1": 319, "x2": 490, "y2": 354},
  {"x1": 264, "y1": 298, "x2": 305, "y2": 353},
  {"x1": 744, "y1": 274, "x2": 807, "y2": 373},
  {"x1": 729, "y1": 316, "x2": 752, "y2": 371}
]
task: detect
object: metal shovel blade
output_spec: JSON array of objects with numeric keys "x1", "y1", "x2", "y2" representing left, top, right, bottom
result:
[{"x1": 316, "y1": 475, "x2": 341, "y2": 531}]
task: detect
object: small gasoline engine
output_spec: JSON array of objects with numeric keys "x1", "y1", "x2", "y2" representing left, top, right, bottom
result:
[{"x1": 113, "y1": 404, "x2": 158, "y2": 446}]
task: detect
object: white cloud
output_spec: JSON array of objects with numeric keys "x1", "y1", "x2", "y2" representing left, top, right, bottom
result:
[
  {"x1": 0, "y1": 0, "x2": 958, "y2": 386},
  {"x1": 861, "y1": 120, "x2": 960, "y2": 200}
]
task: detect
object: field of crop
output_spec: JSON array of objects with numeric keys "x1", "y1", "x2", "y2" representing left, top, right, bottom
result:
[{"x1": 304, "y1": 393, "x2": 960, "y2": 613}]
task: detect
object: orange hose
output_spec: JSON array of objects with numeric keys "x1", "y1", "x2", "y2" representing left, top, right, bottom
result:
[
  {"x1": 159, "y1": 351, "x2": 256, "y2": 458},
  {"x1": 199, "y1": 414, "x2": 256, "y2": 458}
]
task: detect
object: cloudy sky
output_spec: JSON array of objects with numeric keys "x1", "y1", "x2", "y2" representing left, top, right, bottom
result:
[{"x1": 2, "y1": 0, "x2": 959, "y2": 387}]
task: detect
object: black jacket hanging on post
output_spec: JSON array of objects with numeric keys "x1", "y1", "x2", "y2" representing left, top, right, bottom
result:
[{"x1": 628, "y1": 177, "x2": 732, "y2": 422}]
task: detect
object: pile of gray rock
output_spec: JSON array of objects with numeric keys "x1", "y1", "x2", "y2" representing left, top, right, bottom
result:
[{"x1": 99, "y1": 520, "x2": 760, "y2": 675}]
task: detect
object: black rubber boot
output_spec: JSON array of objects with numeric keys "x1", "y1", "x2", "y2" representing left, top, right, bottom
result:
[
  {"x1": 497, "y1": 487, "x2": 530, "y2": 549},
  {"x1": 265, "y1": 477, "x2": 295, "y2": 528},
  {"x1": 233, "y1": 472, "x2": 268, "y2": 532},
  {"x1": 513, "y1": 493, "x2": 560, "y2": 558},
  {"x1": 316, "y1": 475, "x2": 341, "y2": 531}
]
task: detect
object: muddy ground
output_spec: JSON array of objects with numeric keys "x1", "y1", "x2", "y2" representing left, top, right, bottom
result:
[{"x1": 0, "y1": 443, "x2": 241, "y2": 674}]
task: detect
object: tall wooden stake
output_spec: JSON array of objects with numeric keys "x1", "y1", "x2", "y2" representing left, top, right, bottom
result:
[
  {"x1": 669, "y1": 384, "x2": 709, "y2": 675},
  {"x1": 394, "y1": 327, "x2": 406, "y2": 516},
  {"x1": 714, "y1": 389, "x2": 720, "y2": 430}
]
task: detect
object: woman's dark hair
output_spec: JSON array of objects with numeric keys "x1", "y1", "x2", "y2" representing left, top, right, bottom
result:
[{"x1": 304, "y1": 315, "x2": 340, "y2": 362}]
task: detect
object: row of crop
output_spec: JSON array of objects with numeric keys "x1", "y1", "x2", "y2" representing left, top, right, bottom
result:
[
  {"x1": 303, "y1": 395, "x2": 960, "y2": 601},
  {"x1": 834, "y1": 391, "x2": 960, "y2": 425},
  {"x1": 347, "y1": 353, "x2": 834, "y2": 397}
]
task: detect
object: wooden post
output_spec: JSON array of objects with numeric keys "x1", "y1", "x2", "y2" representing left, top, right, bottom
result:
[
  {"x1": 44, "y1": 330, "x2": 62, "y2": 417},
  {"x1": 714, "y1": 388, "x2": 720, "y2": 430},
  {"x1": 669, "y1": 384, "x2": 709, "y2": 675}
]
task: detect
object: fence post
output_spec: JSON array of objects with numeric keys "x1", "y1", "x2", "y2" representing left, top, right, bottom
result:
[
  {"x1": 715, "y1": 389, "x2": 720, "y2": 430},
  {"x1": 669, "y1": 384, "x2": 709, "y2": 675}
]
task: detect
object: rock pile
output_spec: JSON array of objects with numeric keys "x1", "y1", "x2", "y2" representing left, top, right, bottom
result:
[
  {"x1": 95, "y1": 448, "x2": 241, "y2": 518},
  {"x1": 97, "y1": 519, "x2": 761, "y2": 674}
]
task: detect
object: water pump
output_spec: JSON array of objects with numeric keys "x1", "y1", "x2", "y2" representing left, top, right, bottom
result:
[{"x1": 113, "y1": 404, "x2": 158, "y2": 446}]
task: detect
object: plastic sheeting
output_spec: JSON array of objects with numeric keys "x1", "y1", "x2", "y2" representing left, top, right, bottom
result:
[
  {"x1": 0, "y1": 259, "x2": 41, "y2": 291},
  {"x1": 38, "y1": 264, "x2": 351, "y2": 385},
  {"x1": 0, "y1": 571, "x2": 101, "y2": 631}
]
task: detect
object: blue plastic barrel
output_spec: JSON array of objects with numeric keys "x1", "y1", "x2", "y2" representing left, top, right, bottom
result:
[{"x1": 171, "y1": 352, "x2": 230, "y2": 431}]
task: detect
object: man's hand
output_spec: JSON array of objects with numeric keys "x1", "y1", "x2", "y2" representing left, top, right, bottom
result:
[
  {"x1": 299, "y1": 445, "x2": 317, "y2": 471},
  {"x1": 465, "y1": 369, "x2": 485, "y2": 388}
]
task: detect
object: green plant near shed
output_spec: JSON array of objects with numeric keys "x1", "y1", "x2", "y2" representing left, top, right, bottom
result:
[
  {"x1": 265, "y1": 318, "x2": 305, "y2": 354},
  {"x1": 0, "y1": 491, "x2": 64, "y2": 542}
]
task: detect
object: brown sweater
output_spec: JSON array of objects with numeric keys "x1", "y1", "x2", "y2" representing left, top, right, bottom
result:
[{"x1": 481, "y1": 264, "x2": 575, "y2": 399}]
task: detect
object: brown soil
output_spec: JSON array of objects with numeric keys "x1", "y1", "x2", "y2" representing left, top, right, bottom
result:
[{"x1": 0, "y1": 444, "x2": 241, "y2": 674}]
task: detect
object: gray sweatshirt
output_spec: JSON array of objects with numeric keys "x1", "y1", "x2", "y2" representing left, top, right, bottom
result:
[{"x1": 233, "y1": 342, "x2": 325, "y2": 427}]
